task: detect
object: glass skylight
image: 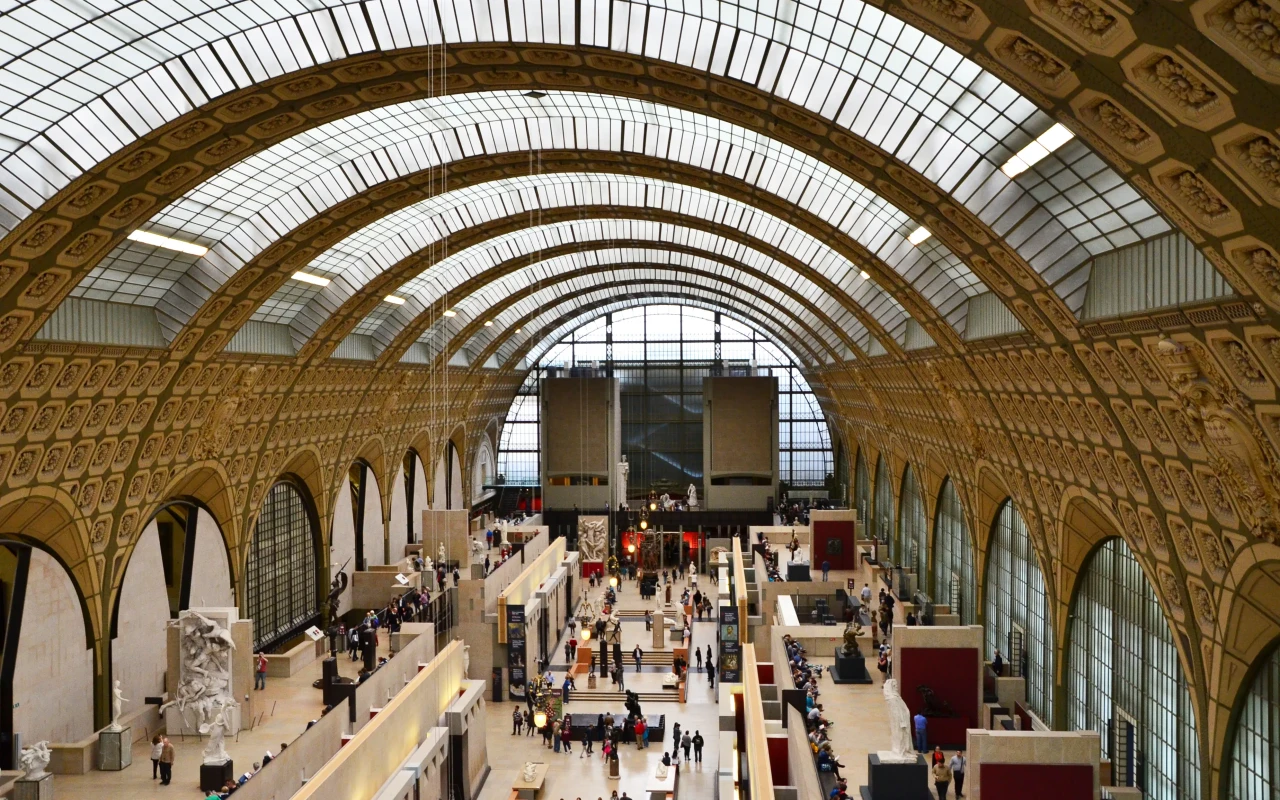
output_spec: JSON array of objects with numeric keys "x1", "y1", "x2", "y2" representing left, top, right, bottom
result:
[{"x1": 6, "y1": 1, "x2": 1169, "y2": 319}]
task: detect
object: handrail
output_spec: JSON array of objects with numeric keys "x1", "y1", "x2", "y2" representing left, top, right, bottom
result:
[
  {"x1": 742, "y1": 648, "x2": 775, "y2": 799},
  {"x1": 732, "y1": 537, "x2": 749, "y2": 645}
]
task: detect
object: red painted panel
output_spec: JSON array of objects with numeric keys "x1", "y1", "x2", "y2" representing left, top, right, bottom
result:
[
  {"x1": 767, "y1": 736, "x2": 789, "y2": 786},
  {"x1": 981, "y1": 764, "x2": 1093, "y2": 800},
  {"x1": 897, "y1": 647, "x2": 980, "y2": 748},
  {"x1": 581, "y1": 561, "x2": 604, "y2": 579},
  {"x1": 758, "y1": 663, "x2": 774, "y2": 684},
  {"x1": 812, "y1": 520, "x2": 856, "y2": 570}
]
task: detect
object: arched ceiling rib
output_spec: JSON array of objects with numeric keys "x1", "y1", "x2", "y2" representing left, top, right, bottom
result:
[
  {"x1": 352, "y1": 223, "x2": 875, "y2": 354},
  {"x1": 400, "y1": 264, "x2": 856, "y2": 367},
  {"x1": 80, "y1": 90, "x2": 1164, "y2": 331}
]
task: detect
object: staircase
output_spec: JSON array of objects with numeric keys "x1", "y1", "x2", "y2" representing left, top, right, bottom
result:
[{"x1": 570, "y1": 687, "x2": 678, "y2": 705}]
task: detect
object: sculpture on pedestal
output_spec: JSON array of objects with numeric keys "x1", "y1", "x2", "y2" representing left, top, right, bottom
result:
[
  {"x1": 521, "y1": 762, "x2": 539, "y2": 783},
  {"x1": 577, "y1": 517, "x2": 608, "y2": 562},
  {"x1": 438, "y1": 542, "x2": 446, "y2": 566},
  {"x1": 326, "y1": 559, "x2": 350, "y2": 622},
  {"x1": 107, "y1": 679, "x2": 128, "y2": 731},
  {"x1": 463, "y1": 644, "x2": 471, "y2": 675},
  {"x1": 19, "y1": 741, "x2": 51, "y2": 780},
  {"x1": 879, "y1": 679, "x2": 916, "y2": 762},
  {"x1": 199, "y1": 701, "x2": 232, "y2": 764},
  {"x1": 839, "y1": 619, "x2": 863, "y2": 657},
  {"x1": 617, "y1": 457, "x2": 630, "y2": 510},
  {"x1": 687, "y1": 484, "x2": 698, "y2": 508}
]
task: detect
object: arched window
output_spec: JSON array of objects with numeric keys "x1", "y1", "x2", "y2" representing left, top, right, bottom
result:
[
  {"x1": 854, "y1": 450, "x2": 870, "y2": 526},
  {"x1": 898, "y1": 467, "x2": 927, "y2": 583},
  {"x1": 245, "y1": 480, "x2": 320, "y2": 651},
  {"x1": 932, "y1": 479, "x2": 975, "y2": 624},
  {"x1": 873, "y1": 456, "x2": 894, "y2": 548},
  {"x1": 984, "y1": 500, "x2": 1054, "y2": 721},
  {"x1": 1229, "y1": 643, "x2": 1280, "y2": 800},
  {"x1": 1067, "y1": 538, "x2": 1199, "y2": 800}
]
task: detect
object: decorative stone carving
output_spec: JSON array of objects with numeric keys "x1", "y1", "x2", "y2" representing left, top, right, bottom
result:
[
  {"x1": 1156, "y1": 338, "x2": 1280, "y2": 543},
  {"x1": 1123, "y1": 49, "x2": 1234, "y2": 130},
  {"x1": 1030, "y1": 0, "x2": 1134, "y2": 55},
  {"x1": 1215, "y1": 124, "x2": 1280, "y2": 208},
  {"x1": 161, "y1": 610, "x2": 241, "y2": 737},
  {"x1": 988, "y1": 30, "x2": 1080, "y2": 97},
  {"x1": 199, "y1": 701, "x2": 232, "y2": 764},
  {"x1": 19, "y1": 741, "x2": 51, "y2": 779},
  {"x1": 577, "y1": 516, "x2": 608, "y2": 562},
  {"x1": 1189, "y1": 581, "x2": 1216, "y2": 629},
  {"x1": 1193, "y1": 0, "x2": 1280, "y2": 83},
  {"x1": 1158, "y1": 567, "x2": 1185, "y2": 615},
  {"x1": 1151, "y1": 162, "x2": 1243, "y2": 235},
  {"x1": 195, "y1": 366, "x2": 261, "y2": 460},
  {"x1": 1224, "y1": 236, "x2": 1280, "y2": 308}
]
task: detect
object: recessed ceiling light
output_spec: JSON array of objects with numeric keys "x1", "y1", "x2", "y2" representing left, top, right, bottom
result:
[
  {"x1": 1001, "y1": 123, "x2": 1075, "y2": 178},
  {"x1": 514, "y1": 328, "x2": 522, "y2": 333},
  {"x1": 291, "y1": 271, "x2": 331, "y2": 286},
  {"x1": 859, "y1": 270, "x2": 870, "y2": 280},
  {"x1": 442, "y1": 309, "x2": 457, "y2": 317},
  {"x1": 483, "y1": 320, "x2": 494, "y2": 327},
  {"x1": 907, "y1": 226, "x2": 932, "y2": 246},
  {"x1": 383, "y1": 295, "x2": 405, "y2": 305},
  {"x1": 128, "y1": 229, "x2": 208, "y2": 256}
]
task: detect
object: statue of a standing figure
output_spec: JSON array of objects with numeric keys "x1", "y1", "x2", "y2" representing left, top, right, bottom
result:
[
  {"x1": 438, "y1": 542, "x2": 446, "y2": 566},
  {"x1": 687, "y1": 484, "x2": 698, "y2": 508},
  {"x1": 199, "y1": 701, "x2": 232, "y2": 764},
  {"x1": 327, "y1": 558, "x2": 351, "y2": 622},
  {"x1": 879, "y1": 679, "x2": 916, "y2": 762},
  {"x1": 107, "y1": 679, "x2": 128, "y2": 731}
]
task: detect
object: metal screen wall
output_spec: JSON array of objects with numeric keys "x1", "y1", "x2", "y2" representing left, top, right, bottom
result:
[
  {"x1": 932, "y1": 479, "x2": 975, "y2": 624},
  {"x1": 873, "y1": 456, "x2": 895, "y2": 547},
  {"x1": 245, "y1": 481, "x2": 318, "y2": 650},
  {"x1": 1066, "y1": 538, "x2": 1200, "y2": 800},
  {"x1": 898, "y1": 467, "x2": 927, "y2": 581},
  {"x1": 984, "y1": 500, "x2": 1054, "y2": 720},
  {"x1": 1228, "y1": 642, "x2": 1280, "y2": 799}
]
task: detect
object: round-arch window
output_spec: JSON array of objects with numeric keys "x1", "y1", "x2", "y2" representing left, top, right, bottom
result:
[{"x1": 245, "y1": 481, "x2": 318, "y2": 650}]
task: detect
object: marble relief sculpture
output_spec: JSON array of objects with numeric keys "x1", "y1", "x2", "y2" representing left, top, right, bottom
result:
[
  {"x1": 880, "y1": 679, "x2": 917, "y2": 762},
  {"x1": 578, "y1": 517, "x2": 608, "y2": 562},
  {"x1": 19, "y1": 741, "x2": 51, "y2": 780},
  {"x1": 161, "y1": 611, "x2": 239, "y2": 737}
]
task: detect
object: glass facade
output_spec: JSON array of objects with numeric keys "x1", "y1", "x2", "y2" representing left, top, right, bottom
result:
[
  {"x1": 898, "y1": 467, "x2": 927, "y2": 580},
  {"x1": 245, "y1": 481, "x2": 318, "y2": 650},
  {"x1": 873, "y1": 456, "x2": 895, "y2": 547},
  {"x1": 931, "y1": 479, "x2": 975, "y2": 625},
  {"x1": 1067, "y1": 538, "x2": 1200, "y2": 800},
  {"x1": 1231, "y1": 645, "x2": 1280, "y2": 800},
  {"x1": 984, "y1": 500, "x2": 1054, "y2": 721},
  {"x1": 496, "y1": 305, "x2": 833, "y2": 495},
  {"x1": 854, "y1": 450, "x2": 870, "y2": 525}
]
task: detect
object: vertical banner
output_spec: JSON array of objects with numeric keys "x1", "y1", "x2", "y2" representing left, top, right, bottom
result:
[
  {"x1": 719, "y1": 606, "x2": 742, "y2": 683},
  {"x1": 507, "y1": 604, "x2": 527, "y2": 700}
]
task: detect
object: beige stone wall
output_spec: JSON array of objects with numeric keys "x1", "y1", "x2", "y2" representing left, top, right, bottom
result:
[
  {"x1": 705, "y1": 376, "x2": 777, "y2": 476},
  {"x1": 542, "y1": 377, "x2": 616, "y2": 478}
]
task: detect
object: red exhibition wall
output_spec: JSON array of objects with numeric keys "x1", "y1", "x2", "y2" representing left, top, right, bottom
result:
[
  {"x1": 767, "y1": 736, "x2": 789, "y2": 785},
  {"x1": 981, "y1": 764, "x2": 1093, "y2": 799},
  {"x1": 897, "y1": 647, "x2": 980, "y2": 748},
  {"x1": 580, "y1": 561, "x2": 604, "y2": 579},
  {"x1": 757, "y1": 662, "x2": 774, "y2": 684},
  {"x1": 812, "y1": 520, "x2": 856, "y2": 570}
]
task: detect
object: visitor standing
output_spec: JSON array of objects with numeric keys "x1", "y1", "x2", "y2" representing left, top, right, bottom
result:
[
  {"x1": 708, "y1": 658, "x2": 716, "y2": 689},
  {"x1": 681, "y1": 731, "x2": 692, "y2": 761},
  {"x1": 950, "y1": 751, "x2": 967, "y2": 797},
  {"x1": 645, "y1": 610, "x2": 653, "y2": 631},
  {"x1": 562, "y1": 722, "x2": 573, "y2": 754},
  {"x1": 822, "y1": 560, "x2": 830, "y2": 581},
  {"x1": 150, "y1": 733, "x2": 164, "y2": 779},
  {"x1": 255, "y1": 651, "x2": 268, "y2": 690},
  {"x1": 913, "y1": 712, "x2": 927, "y2": 752},
  {"x1": 692, "y1": 731, "x2": 704, "y2": 762},
  {"x1": 158, "y1": 735, "x2": 175, "y2": 785},
  {"x1": 513, "y1": 707, "x2": 523, "y2": 735},
  {"x1": 633, "y1": 645, "x2": 643, "y2": 673},
  {"x1": 695, "y1": 647, "x2": 703, "y2": 672},
  {"x1": 932, "y1": 758, "x2": 953, "y2": 800}
]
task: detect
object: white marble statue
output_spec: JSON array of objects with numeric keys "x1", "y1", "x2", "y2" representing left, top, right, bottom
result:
[
  {"x1": 617, "y1": 457, "x2": 630, "y2": 509},
  {"x1": 662, "y1": 672, "x2": 681, "y2": 686},
  {"x1": 161, "y1": 611, "x2": 238, "y2": 730},
  {"x1": 521, "y1": 762, "x2": 539, "y2": 783},
  {"x1": 19, "y1": 741, "x2": 51, "y2": 780},
  {"x1": 577, "y1": 517, "x2": 608, "y2": 562},
  {"x1": 439, "y1": 542, "x2": 446, "y2": 565},
  {"x1": 199, "y1": 702, "x2": 232, "y2": 764},
  {"x1": 687, "y1": 484, "x2": 698, "y2": 508},
  {"x1": 463, "y1": 644, "x2": 471, "y2": 675},
  {"x1": 879, "y1": 679, "x2": 916, "y2": 762},
  {"x1": 107, "y1": 679, "x2": 128, "y2": 731},
  {"x1": 655, "y1": 762, "x2": 669, "y2": 780},
  {"x1": 470, "y1": 538, "x2": 484, "y2": 556}
]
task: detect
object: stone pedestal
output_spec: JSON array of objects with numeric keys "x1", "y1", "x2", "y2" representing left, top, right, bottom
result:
[
  {"x1": 608, "y1": 756, "x2": 620, "y2": 779},
  {"x1": 652, "y1": 613, "x2": 666, "y2": 649},
  {"x1": 588, "y1": 673, "x2": 598, "y2": 689},
  {"x1": 98, "y1": 727, "x2": 133, "y2": 770},
  {"x1": 14, "y1": 774, "x2": 52, "y2": 800},
  {"x1": 860, "y1": 754, "x2": 930, "y2": 800},
  {"x1": 832, "y1": 648, "x2": 873, "y2": 684},
  {"x1": 200, "y1": 760, "x2": 235, "y2": 793}
]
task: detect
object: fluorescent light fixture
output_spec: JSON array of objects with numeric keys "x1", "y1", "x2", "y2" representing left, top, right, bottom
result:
[
  {"x1": 514, "y1": 328, "x2": 522, "y2": 333},
  {"x1": 483, "y1": 320, "x2": 494, "y2": 327},
  {"x1": 383, "y1": 294, "x2": 405, "y2": 305},
  {"x1": 291, "y1": 271, "x2": 330, "y2": 286},
  {"x1": 442, "y1": 309, "x2": 457, "y2": 317},
  {"x1": 1001, "y1": 123, "x2": 1075, "y2": 178},
  {"x1": 127, "y1": 229, "x2": 208, "y2": 256},
  {"x1": 908, "y1": 226, "x2": 932, "y2": 246},
  {"x1": 859, "y1": 270, "x2": 870, "y2": 280}
]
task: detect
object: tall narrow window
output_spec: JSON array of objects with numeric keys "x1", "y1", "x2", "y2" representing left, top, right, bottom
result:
[
  {"x1": 1067, "y1": 538, "x2": 1200, "y2": 800},
  {"x1": 984, "y1": 500, "x2": 1054, "y2": 721},
  {"x1": 854, "y1": 450, "x2": 870, "y2": 525},
  {"x1": 1230, "y1": 644, "x2": 1280, "y2": 800},
  {"x1": 873, "y1": 456, "x2": 894, "y2": 549},
  {"x1": 245, "y1": 480, "x2": 318, "y2": 651},
  {"x1": 898, "y1": 467, "x2": 927, "y2": 581},
  {"x1": 931, "y1": 479, "x2": 975, "y2": 624}
]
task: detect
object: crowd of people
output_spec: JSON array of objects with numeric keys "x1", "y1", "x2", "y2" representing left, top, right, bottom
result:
[{"x1": 781, "y1": 634, "x2": 849, "y2": 797}]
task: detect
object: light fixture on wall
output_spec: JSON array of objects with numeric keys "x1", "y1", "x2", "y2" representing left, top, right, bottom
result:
[
  {"x1": 639, "y1": 515, "x2": 649, "y2": 530},
  {"x1": 649, "y1": 500, "x2": 657, "y2": 512},
  {"x1": 627, "y1": 543, "x2": 636, "y2": 554}
]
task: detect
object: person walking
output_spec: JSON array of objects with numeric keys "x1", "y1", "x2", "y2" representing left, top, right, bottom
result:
[
  {"x1": 150, "y1": 733, "x2": 164, "y2": 779},
  {"x1": 822, "y1": 559, "x2": 830, "y2": 581},
  {"x1": 565, "y1": 640, "x2": 574, "y2": 663},
  {"x1": 692, "y1": 731, "x2": 704, "y2": 762},
  {"x1": 681, "y1": 731, "x2": 692, "y2": 762},
  {"x1": 513, "y1": 707, "x2": 524, "y2": 735},
  {"x1": 695, "y1": 646, "x2": 703, "y2": 672},
  {"x1": 158, "y1": 735, "x2": 175, "y2": 785},
  {"x1": 949, "y1": 750, "x2": 967, "y2": 797},
  {"x1": 563, "y1": 675, "x2": 573, "y2": 705},
  {"x1": 645, "y1": 610, "x2": 653, "y2": 631},
  {"x1": 704, "y1": 645, "x2": 712, "y2": 669},
  {"x1": 708, "y1": 658, "x2": 716, "y2": 689},
  {"x1": 526, "y1": 710, "x2": 536, "y2": 737},
  {"x1": 913, "y1": 711, "x2": 927, "y2": 752},
  {"x1": 570, "y1": 637, "x2": 578, "y2": 662},
  {"x1": 670, "y1": 722, "x2": 681, "y2": 758},
  {"x1": 932, "y1": 757, "x2": 953, "y2": 800},
  {"x1": 633, "y1": 645, "x2": 643, "y2": 673},
  {"x1": 562, "y1": 722, "x2": 573, "y2": 754}
]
